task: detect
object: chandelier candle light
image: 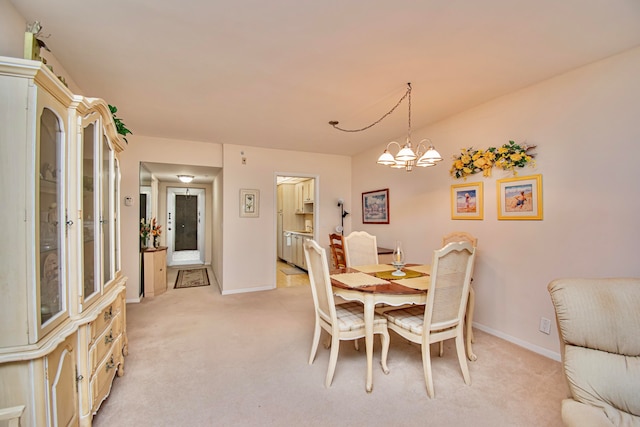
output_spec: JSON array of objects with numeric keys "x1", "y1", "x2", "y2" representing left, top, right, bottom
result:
[{"x1": 329, "y1": 83, "x2": 442, "y2": 172}]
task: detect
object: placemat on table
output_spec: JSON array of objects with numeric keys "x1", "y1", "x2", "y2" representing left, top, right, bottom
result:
[
  {"x1": 330, "y1": 272, "x2": 390, "y2": 288},
  {"x1": 405, "y1": 264, "x2": 431, "y2": 274},
  {"x1": 352, "y1": 264, "x2": 395, "y2": 273},
  {"x1": 375, "y1": 269, "x2": 423, "y2": 280},
  {"x1": 391, "y1": 276, "x2": 431, "y2": 290}
]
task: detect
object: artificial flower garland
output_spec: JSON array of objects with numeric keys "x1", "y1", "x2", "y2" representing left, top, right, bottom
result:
[{"x1": 450, "y1": 140, "x2": 536, "y2": 180}]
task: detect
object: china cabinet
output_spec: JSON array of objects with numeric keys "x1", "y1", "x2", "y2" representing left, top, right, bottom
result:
[{"x1": 0, "y1": 56, "x2": 127, "y2": 427}]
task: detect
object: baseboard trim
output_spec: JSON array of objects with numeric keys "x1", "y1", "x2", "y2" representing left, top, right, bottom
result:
[{"x1": 473, "y1": 323, "x2": 561, "y2": 362}]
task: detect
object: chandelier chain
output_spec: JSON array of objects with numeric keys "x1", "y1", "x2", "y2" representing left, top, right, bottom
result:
[
  {"x1": 407, "y1": 84, "x2": 412, "y2": 142},
  {"x1": 329, "y1": 83, "x2": 412, "y2": 133}
]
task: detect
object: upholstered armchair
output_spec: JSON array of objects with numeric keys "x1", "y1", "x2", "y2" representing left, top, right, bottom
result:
[{"x1": 548, "y1": 278, "x2": 640, "y2": 426}]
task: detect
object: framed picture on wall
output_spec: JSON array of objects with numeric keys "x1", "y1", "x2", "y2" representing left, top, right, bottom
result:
[
  {"x1": 497, "y1": 174, "x2": 543, "y2": 220},
  {"x1": 240, "y1": 189, "x2": 260, "y2": 218},
  {"x1": 451, "y1": 182, "x2": 483, "y2": 220},
  {"x1": 362, "y1": 188, "x2": 389, "y2": 224}
]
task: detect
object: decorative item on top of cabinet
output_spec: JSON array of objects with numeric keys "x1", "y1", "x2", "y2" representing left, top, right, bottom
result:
[{"x1": 0, "y1": 56, "x2": 127, "y2": 427}]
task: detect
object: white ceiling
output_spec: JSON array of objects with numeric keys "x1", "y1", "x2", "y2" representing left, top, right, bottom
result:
[{"x1": 11, "y1": 0, "x2": 640, "y2": 163}]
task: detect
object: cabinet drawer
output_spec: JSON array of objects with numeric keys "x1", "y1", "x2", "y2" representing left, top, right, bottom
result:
[
  {"x1": 91, "y1": 336, "x2": 122, "y2": 411},
  {"x1": 89, "y1": 313, "x2": 122, "y2": 376},
  {"x1": 90, "y1": 297, "x2": 122, "y2": 343}
]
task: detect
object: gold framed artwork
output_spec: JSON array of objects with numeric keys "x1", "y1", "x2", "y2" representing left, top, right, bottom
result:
[
  {"x1": 239, "y1": 189, "x2": 259, "y2": 218},
  {"x1": 451, "y1": 182, "x2": 483, "y2": 220},
  {"x1": 497, "y1": 174, "x2": 543, "y2": 220}
]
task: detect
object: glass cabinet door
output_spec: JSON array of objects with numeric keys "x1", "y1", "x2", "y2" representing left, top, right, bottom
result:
[
  {"x1": 39, "y1": 108, "x2": 64, "y2": 325},
  {"x1": 114, "y1": 158, "x2": 121, "y2": 273},
  {"x1": 101, "y1": 135, "x2": 113, "y2": 284},
  {"x1": 82, "y1": 122, "x2": 98, "y2": 302}
]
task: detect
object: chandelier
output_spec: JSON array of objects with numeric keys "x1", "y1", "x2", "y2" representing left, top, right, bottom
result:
[{"x1": 329, "y1": 83, "x2": 442, "y2": 172}]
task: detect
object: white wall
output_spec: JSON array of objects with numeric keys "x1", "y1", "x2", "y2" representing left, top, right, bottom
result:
[
  {"x1": 221, "y1": 144, "x2": 351, "y2": 294},
  {"x1": 352, "y1": 46, "x2": 640, "y2": 357},
  {"x1": 0, "y1": 0, "x2": 81, "y2": 93}
]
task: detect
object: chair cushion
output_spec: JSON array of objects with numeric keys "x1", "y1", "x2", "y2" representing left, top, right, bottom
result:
[
  {"x1": 383, "y1": 306, "x2": 425, "y2": 334},
  {"x1": 335, "y1": 301, "x2": 387, "y2": 332},
  {"x1": 564, "y1": 345, "x2": 640, "y2": 424},
  {"x1": 549, "y1": 278, "x2": 640, "y2": 425}
]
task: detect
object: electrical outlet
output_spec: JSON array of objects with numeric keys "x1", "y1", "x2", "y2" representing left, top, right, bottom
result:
[{"x1": 539, "y1": 317, "x2": 551, "y2": 335}]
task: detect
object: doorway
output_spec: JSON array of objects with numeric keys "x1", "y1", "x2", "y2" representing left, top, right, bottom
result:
[
  {"x1": 275, "y1": 175, "x2": 317, "y2": 288},
  {"x1": 167, "y1": 187, "x2": 205, "y2": 266}
]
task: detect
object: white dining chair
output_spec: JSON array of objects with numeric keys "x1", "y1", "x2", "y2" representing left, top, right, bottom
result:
[
  {"x1": 441, "y1": 231, "x2": 478, "y2": 358},
  {"x1": 383, "y1": 241, "x2": 476, "y2": 398},
  {"x1": 303, "y1": 239, "x2": 390, "y2": 387},
  {"x1": 343, "y1": 231, "x2": 378, "y2": 267}
]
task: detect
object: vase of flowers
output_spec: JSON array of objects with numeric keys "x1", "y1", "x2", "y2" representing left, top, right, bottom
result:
[
  {"x1": 151, "y1": 218, "x2": 162, "y2": 248},
  {"x1": 140, "y1": 218, "x2": 151, "y2": 249}
]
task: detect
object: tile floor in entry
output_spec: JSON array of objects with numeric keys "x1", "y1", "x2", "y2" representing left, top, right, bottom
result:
[{"x1": 276, "y1": 259, "x2": 310, "y2": 288}]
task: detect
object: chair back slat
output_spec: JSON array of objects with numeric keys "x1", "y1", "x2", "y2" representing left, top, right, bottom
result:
[
  {"x1": 328, "y1": 233, "x2": 346, "y2": 269},
  {"x1": 426, "y1": 242, "x2": 475, "y2": 330},
  {"x1": 343, "y1": 231, "x2": 378, "y2": 267},
  {"x1": 304, "y1": 239, "x2": 336, "y2": 323},
  {"x1": 442, "y1": 231, "x2": 478, "y2": 248}
]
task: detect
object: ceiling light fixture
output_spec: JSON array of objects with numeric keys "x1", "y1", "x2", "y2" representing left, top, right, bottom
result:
[
  {"x1": 178, "y1": 175, "x2": 194, "y2": 183},
  {"x1": 329, "y1": 83, "x2": 442, "y2": 172}
]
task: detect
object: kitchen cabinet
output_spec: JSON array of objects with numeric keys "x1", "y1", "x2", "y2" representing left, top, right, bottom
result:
[
  {"x1": 293, "y1": 179, "x2": 315, "y2": 214},
  {"x1": 303, "y1": 179, "x2": 314, "y2": 202},
  {"x1": 290, "y1": 232, "x2": 312, "y2": 270},
  {"x1": 294, "y1": 182, "x2": 304, "y2": 213},
  {"x1": 0, "y1": 56, "x2": 127, "y2": 427}
]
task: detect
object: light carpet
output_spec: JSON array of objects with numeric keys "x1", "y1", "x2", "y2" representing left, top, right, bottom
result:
[
  {"x1": 93, "y1": 277, "x2": 567, "y2": 427},
  {"x1": 174, "y1": 268, "x2": 210, "y2": 289}
]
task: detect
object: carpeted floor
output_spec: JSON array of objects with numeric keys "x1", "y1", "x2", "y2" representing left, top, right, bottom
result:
[
  {"x1": 174, "y1": 268, "x2": 210, "y2": 289},
  {"x1": 93, "y1": 271, "x2": 567, "y2": 427}
]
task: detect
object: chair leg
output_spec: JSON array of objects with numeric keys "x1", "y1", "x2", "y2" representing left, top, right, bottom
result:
[
  {"x1": 421, "y1": 341, "x2": 435, "y2": 398},
  {"x1": 354, "y1": 338, "x2": 359, "y2": 351},
  {"x1": 379, "y1": 330, "x2": 390, "y2": 374},
  {"x1": 438, "y1": 341, "x2": 444, "y2": 357},
  {"x1": 309, "y1": 320, "x2": 321, "y2": 365},
  {"x1": 455, "y1": 333, "x2": 471, "y2": 385},
  {"x1": 325, "y1": 334, "x2": 340, "y2": 388}
]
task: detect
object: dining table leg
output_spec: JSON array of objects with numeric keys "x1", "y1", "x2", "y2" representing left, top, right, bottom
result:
[{"x1": 363, "y1": 294, "x2": 375, "y2": 393}]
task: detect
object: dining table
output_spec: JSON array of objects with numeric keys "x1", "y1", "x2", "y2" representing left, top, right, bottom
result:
[
  {"x1": 330, "y1": 264, "x2": 429, "y2": 392},
  {"x1": 330, "y1": 263, "x2": 477, "y2": 393}
]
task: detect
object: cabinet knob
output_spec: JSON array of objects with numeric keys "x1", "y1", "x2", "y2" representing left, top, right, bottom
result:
[{"x1": 106, "y1": 356, "x2": 115, "y2": 372}]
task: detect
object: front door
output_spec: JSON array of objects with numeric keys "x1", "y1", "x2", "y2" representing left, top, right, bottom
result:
[{"x1": 167, "y1": 187, "x2": 205, "y2": 266}]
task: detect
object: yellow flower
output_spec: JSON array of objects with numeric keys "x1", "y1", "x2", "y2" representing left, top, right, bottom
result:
[
  {"x1": 510, "y1": 153, "x2": 522, "y2": 162},
  {"x1": 461, "y1": 154, "x2": 471, "y2": 164},
  {"x1": 463, "y1": 167, "x2": 473, "y2": 174},
  {"x1": 454, "y1": 159, "x2": 464, "y2": 169},
  {"x1": 472, "y1": 151, "x2": 482, "y2": 161},
  {"x1": 498, "y1": 147, "x2": 509, "y2": 154},
  {"x1": 473, "y1": 158, "x2": 487, "y2": 168}
]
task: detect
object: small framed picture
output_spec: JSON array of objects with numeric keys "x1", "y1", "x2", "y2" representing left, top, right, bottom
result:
[
  {"x1": 497, "y1": 174, "x2": 543, "y2": 220},
  {"x1": 240, "y1": 189, "x2": 259, "y2": 218},
  {"x1": 362, "y1": 188, "x2": 389, "y2": 224},
  {"x1": 451, "y1": 182, "x2": 483, "y2": 220}
]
